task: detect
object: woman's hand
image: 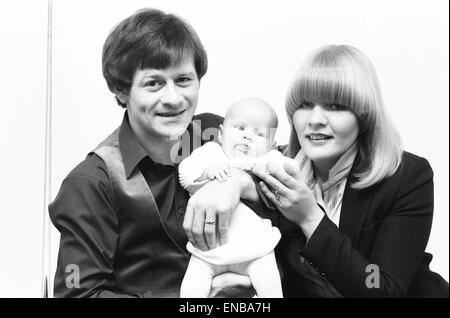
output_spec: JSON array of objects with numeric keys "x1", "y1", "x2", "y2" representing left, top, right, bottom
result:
[{"x1": 252, "y1": 161, "x2": 324, "y2": 239}]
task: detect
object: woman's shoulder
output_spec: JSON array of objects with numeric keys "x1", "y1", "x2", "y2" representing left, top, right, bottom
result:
[
  {"x1": 374, "y1": 150, "x2": 434, "y2": 197},
  {"x1": 399, "y1": 151, "x2": 433, "y2": 178},
  {"x1": 365, "y1": 150, "x2": 433, "y2": 194}
]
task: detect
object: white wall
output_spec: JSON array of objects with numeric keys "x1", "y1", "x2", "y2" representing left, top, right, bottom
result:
[
  {"x1": 0, "y1": 0, "x2": 48, "y2": 297},
  {"x1": 0, "y1": 0, "x2": 448, "y2": 297}
]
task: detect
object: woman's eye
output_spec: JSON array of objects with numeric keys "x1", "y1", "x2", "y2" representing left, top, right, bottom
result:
[
  {"x1": 299, "y1": 102, "x2": 314, "y2": 109},
  {"x1": 328, "y1": 104, "x2": 347, "y2": 111}
]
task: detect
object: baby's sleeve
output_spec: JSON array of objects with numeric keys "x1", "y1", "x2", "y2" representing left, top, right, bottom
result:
[
  {"x1": 254, "y1": 150, "x2": 299, "y2": 174},
  {"x1": 178, "y1": 142, "x2": 229, "y2": 195}
]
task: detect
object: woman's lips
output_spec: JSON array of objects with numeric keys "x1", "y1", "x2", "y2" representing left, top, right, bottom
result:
[
  {"x1": 306, "y1": 133, "x2": 333, "y2": 145},
  {"x1": 307, "y1": 133, "x2": 332, "y2": 140}
]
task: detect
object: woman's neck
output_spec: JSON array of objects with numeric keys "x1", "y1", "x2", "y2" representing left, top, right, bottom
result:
[{"x1": 313, "y1": 161, "x2": 333, "y2": 185}]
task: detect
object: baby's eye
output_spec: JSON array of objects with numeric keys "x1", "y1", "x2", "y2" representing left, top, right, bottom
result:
[
  {"x1": 298, "y1": 102, "x2": 314, "y2": 109},
  {"x1": 255, "y1": 129, "x2": 267, "y2": 137},
  {"x1": 236, "y1": 126, "x2": 245, "y2": 131}
]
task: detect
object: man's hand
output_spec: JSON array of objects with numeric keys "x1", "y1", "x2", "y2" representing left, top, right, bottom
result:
[
  {"x1": 183, "y1": 168, "x2": 257, "y2": 251},
  {"x1": 183, "y1": 176, "x2": 240, "y2": 251}
]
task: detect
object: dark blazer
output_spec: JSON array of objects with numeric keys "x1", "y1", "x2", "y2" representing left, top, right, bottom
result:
[{"x1": 275, "y1": 151, "x2": 448, "y2": 297}]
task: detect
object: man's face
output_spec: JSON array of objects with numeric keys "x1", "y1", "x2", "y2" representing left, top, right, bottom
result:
[{"x1": 121, "y1": 55, "x2": 199, "y2": 141}]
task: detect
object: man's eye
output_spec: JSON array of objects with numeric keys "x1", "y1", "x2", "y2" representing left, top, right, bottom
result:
[
  {"x1": 298, "y1": 102, "x2": 314, "y2": 109},
  {"x1": 145, "y1": 80, "x2": 163, "y2": 89},
  {"x1": 176, "y1": 77, "x2": 192, "y2": 86}
]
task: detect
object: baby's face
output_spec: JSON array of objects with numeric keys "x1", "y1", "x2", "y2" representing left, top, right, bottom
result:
[{"x1": 220, "y1": 104, "x2": 276, "y2": 159}]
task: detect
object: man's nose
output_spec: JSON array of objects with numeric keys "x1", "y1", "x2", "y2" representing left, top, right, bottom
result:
[
  {"x1": 308, "y1": 105, "x2": 328, "y2": 127},
  {"x1": 160, "y1": 82, "x2": 184, "y2": 107}
]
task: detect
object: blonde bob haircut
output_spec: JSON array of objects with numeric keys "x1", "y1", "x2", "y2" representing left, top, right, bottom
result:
[{"x1": 285, "y1": 45, "x2": 402, "y2": 189}]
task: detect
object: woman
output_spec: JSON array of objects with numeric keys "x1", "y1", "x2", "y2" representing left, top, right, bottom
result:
[{"x1": 253, "y1": 45, "x2": 448, "y2": 297}]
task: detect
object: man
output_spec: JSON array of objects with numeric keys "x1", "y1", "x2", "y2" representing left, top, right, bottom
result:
[{"x1": 50, "y1": 8, "x2": 257, "y2": 297}]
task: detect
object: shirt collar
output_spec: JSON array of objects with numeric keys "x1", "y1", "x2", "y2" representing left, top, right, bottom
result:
[
  {"x1": 119, "y1": 111, "x2": 204, "y2": 179},
  {"x1": 295, "y1": 142, "x2": 358, "y2": 192},
  {"x1": 323, "y1": 142, "x2": 358, "y2": 192},
  {"x1": 119, "y1": 112, "x2": 149, "y2": 179}
]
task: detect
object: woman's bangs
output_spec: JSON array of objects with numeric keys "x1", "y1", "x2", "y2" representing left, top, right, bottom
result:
[{"x1": 301, "y1": 66, "x2": 362, "y2": 112}]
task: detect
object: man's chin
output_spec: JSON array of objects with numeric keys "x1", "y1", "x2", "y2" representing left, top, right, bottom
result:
[{"x1": 163, "y1": 125, "x2": 190, "y2": 140}]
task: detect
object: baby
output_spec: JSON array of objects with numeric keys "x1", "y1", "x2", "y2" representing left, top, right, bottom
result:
[{"x1": 179, "y1": 97, "x2": 299, "y2": 298}]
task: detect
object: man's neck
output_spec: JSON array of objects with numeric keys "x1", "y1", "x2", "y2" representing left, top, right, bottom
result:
[
  {"x1": 142, "y1": 137, "x2": 179, "y2": 165},
  {"x1": 131, "y1": 126, "x2": 180, "y2": 166}
]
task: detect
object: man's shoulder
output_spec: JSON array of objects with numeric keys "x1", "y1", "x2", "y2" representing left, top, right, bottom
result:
[
  {"x1": 65, "y1": 153, "x2": 109, "y2": 184},
  {"x1": 193, "y1": 112, "x2": 224, "y2": 129}
]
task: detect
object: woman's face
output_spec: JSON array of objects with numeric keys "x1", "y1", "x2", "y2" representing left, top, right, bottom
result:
[
  {"x1": 293, "y1": 102, "x2": 359, "y2": 172},
  {"x1": 120, "y1": 55, "x2": 199, "y2": 141}
]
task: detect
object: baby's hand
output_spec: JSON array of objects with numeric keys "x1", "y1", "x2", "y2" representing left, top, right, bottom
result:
[
  {"x1": 229, "y1": 157, "x2": 257, "y2": 171},
  {"x1": 203, "y1": 163, "x2": 232, "y2": 182}
]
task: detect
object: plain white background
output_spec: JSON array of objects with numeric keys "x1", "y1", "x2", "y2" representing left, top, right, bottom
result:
[{"x1": 0, "y1": 0, "x2": 448, "y2": 297}]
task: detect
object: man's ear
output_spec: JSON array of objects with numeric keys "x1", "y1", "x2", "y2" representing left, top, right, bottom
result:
[
  {"x1": 218, "y1": 124, "x2": 224, "y2": 144},
  {"x1": 115, "y1": 91, "x2": 129, "y2": 106}
]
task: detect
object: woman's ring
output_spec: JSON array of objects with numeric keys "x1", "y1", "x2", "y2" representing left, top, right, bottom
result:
[
  {"x1": 274, "y1": 190, "x2": 281, "y2": 201},
  {"x1": 205, "y1": 220, "x2": 216, "y2": 225}
]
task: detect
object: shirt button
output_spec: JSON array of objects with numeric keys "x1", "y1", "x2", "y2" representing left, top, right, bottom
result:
[
  {"x1": 177, "y1": 208, "x2": 185, "y2": 215},
  {"x1": 321, "y1": 272, "x2": 326, "y2": 277}
]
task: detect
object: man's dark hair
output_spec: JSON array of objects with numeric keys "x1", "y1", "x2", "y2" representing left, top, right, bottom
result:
[{"x1": 102, "y1": 8, "x2": 208, "y2": 107}]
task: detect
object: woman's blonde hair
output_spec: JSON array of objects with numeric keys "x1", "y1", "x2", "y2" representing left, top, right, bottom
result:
[{"x1": 285, "y1": 45, "x2": 402, "y2": 189}]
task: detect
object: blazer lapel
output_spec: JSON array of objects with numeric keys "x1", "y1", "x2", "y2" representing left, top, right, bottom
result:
[{"x1": 339, "y1": 176, "x2": 373, "y2": 247}]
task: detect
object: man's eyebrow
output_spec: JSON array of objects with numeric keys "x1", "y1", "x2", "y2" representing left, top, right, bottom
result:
[
  {"x1": 178, "y1": 71, "x2": 196, "y2": 77},
  {"x1": 140, "y1": 72, "x2": 162, "y2": 79}
]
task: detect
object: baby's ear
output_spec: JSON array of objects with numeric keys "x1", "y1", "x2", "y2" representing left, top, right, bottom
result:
[
  {"x1": 218, "y1": 124, "x2": 224, "y2": 144},
  {"x1": 271, "y1": 139, "x2": 277, "y2": 150}
]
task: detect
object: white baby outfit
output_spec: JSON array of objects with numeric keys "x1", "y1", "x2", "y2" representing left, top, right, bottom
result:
[{"x1": 178, "y1": 142, "x2": 295, "y2": 297}]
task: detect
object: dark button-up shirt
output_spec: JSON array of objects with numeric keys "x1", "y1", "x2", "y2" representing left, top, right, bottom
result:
[{"x1": 49, "y1": 111, "x2": 223, "y2": 297}]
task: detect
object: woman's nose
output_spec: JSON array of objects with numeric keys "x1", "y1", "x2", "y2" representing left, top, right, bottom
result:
[
  {"x1": 160, "y1": 82, "x2": 183, "y2": 107},
  {"x1": 308, "y1": 105, "x2": 327, "y2": 126}
]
